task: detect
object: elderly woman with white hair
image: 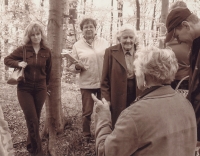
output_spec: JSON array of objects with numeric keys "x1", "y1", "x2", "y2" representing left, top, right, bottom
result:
[
  {"x1": 93, "y1": 46, "x2": 197, "y2": 156},
  {"x1": 101, "y1": 24, "x2": 140, "y2": 127}
]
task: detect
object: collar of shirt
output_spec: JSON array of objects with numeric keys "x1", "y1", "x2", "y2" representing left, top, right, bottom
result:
[
  {"x1": 26, "y1": 43, "x2": 47, "y2": 50},
  {"x1": 82, "y1": 35, "x2": 97, "y2": 47},
  {"x1": 122, "y1": 47, "x2": 134, "y2": 56}
]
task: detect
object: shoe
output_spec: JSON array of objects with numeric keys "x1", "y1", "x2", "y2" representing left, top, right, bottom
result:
[
  {"x1": 83, "y1": 136, "x2": 90, "y2": 143},
  {"x1": 27, "y1": 144, "x2": 34, "y2": 153}
]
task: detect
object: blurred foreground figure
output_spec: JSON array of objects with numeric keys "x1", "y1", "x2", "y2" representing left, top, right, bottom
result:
[
  {"x1": 166, "y1": 1, "x2": 190, "y2": 90},
  {"x1": 165, "y1": 7, "x2": 200, "y2": 142},
  {"x1": 0, "y1": 105, "x2": 14, "y2": 156}
]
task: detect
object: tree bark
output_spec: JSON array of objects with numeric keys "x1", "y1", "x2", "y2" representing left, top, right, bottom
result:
[
  {"x1": 83, "y1": 0, "x2": 86, "y2": 15},
  {"x1": 159, "y1": 0, "x2": 169, "y2": 48},
  {"x1": 151, "y1": 0, "x2": 157, "y2": 31},
  {"x1": 110, "y1": 0, "x2": 113, "y2": 46},
  {"x1": 136, "y1": 0, "x2": 140, "y2": 30},
  {"x1": 117, "y1": 0, "x2": 123, "y2": 29},
  {"x1": 42, "y1": 0, "x2": 68, "y2": 155}
]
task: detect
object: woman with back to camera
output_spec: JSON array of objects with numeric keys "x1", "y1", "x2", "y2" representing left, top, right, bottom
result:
[
  {"x1": 92, "y1": 46, "x2": 197, "y2": 156},
  {"x1": 4, "y1": 22, "x2": 52, "y2": 156}
]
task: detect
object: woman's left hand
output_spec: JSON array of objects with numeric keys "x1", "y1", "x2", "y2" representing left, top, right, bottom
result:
[{"x1": 18, "y1": 61, "x2": 27, "y2": 68}]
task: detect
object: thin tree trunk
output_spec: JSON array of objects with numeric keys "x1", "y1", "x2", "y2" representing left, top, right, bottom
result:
[
  {"x1": 136, "y1": 0, "x2": 140, "y2": 30},
  {"x1": 159, "y1": 0, "x2": 169, "y2": 48},
  {"x1": 151, "y1": 0, "x2": 157, "y2": 30},
  {"x1": 100, "y1": 25, "x2": 103, "y2": 37},
  {"x1": 110, "y1": 0, "x2": 113, "y2": 46},
  {"x1": 83, "y1": 0, "x2": 86, "y2": 15},
  {"x1": 4, "y1": 1, "x2": 9, "y2": 81},
  {"x1": 117, "y1": 0, "x2": 123, "y2": 29},
  {"x1": 4, "y1": 39, "x2": 9, "y2": 81}
]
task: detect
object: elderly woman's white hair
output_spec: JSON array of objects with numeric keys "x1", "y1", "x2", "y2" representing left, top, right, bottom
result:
[
  {"x1": 116, "y1": 23, "x2": 139, "y2": 49},
  {"x1": 134, "y1": 46, "x2": 178, "y2": 84}
]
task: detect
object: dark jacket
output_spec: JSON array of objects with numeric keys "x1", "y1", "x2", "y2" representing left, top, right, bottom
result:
[
  {"x1": 95, "y1": 85, "x2": 197, "y2": 156},
  {"x1": 4, "y1": 44, "x2": 52, "y2": 85},
  {"x1": 101, "y1": 44, "x2": 140, "y2": 126},
  {"x1": 166, "y1": 40, "x2": 190, "y2": 81},
  {"x1": 187, "y1": 37, "x2": 200, "y2": 141},
  {"x1": 187, "y1": 37, "x2": 200, "y2": 103}
]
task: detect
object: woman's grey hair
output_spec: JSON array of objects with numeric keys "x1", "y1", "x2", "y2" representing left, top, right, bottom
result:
[
  {"x1": 23, "y1": 22, "x2": 48, "y2": 46},
  {"x1": 133, "y1": 46, "x2": 178, "y2": 84},
  {"x1": 116, "y1": 24, "x2": 139, "y2": 49}
]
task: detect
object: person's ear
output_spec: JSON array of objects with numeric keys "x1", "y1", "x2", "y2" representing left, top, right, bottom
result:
[{"x1": 182, "y1": 21, "x2": 190, "y2": 30}]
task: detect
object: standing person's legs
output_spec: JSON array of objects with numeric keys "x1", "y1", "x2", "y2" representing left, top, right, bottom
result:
[
  {"x1": 34, "y1": 85, "x2": 47, "y2": 123},
  {"x1": 80, "y1": 88, "x2": 101, "y2": 138},
  {"x1": 33, "y1": 86, "x2": 46, "y2": 155},
  {"x1": 17, "y1": 83, "x2": 46, "y2": 155}
]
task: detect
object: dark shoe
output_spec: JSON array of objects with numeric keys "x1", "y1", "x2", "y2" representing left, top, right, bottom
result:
[
  {"x1": 83, "y1": 136, "x2": 90, "y2": 143},
  {"x1": 27, "y1": 144, "x2": 34, "y2": 153},
  {"x1": 29, "y1": 150, "x2": 44, "y2": 156}
]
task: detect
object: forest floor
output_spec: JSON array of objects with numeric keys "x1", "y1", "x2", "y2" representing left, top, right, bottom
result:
[{"x1": 0, "y1": 80, "x2": 96, "y2": 156}]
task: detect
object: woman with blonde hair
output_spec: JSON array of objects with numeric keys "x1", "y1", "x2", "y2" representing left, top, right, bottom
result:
[
  {"x1": 4, "y1": 22, "x2": 52, "y2": 155},
  {"x1": 93, "y1": 46, "x2": 197, "y2": 156}
]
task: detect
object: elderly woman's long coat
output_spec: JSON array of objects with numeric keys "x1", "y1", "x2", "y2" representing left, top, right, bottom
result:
[{"x1": 101, "y1": 44, "x2": 139, "y2": 126}]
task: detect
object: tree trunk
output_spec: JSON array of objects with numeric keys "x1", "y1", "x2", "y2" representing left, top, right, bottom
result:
[
  {"x1": 117, "y1": 0, "x2": 123, "y2": 29},
  {"x1": 4, "y1": 39, "x2": 9, "y2": 81},
  {"x1": 83, "y1": 0, "x2": 86, "y2": 15},
  {"x1": 136, "y1": 0, "x2": 140, "y2": 30},
  {"x1": 42, "y1": 0, "x2": 68, "y2": 155},
  {"x1": 110, "y1": 0, "x2": 113, "y2": 46},
  {"x1": 100, "y1": 25, "x2": 103, "y2": 37},
  {"x1": 151, "y1": 0, "x2": 157, "y2": 31},
  {"x1": 159, "y1": 0, "x2": 169, "y2": 48}
]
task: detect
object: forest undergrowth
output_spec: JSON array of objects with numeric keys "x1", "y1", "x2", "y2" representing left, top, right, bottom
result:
[{"x1": 0, "y1": 80, "x2": 96, "y2": 156}]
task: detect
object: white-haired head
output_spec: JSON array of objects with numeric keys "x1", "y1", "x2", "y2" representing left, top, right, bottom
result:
[
  {"x1": 133, "y1": 46, "x2": 178, "y2": 89},
  {"x1": 117, "y1": 24, "x2": 137, "y2": 41},
  {"x1": 116, "y1": 23, "x2": 139, "y2": 50}
]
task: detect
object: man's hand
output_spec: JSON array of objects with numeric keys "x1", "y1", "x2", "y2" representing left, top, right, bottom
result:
[{"x1": 91, "y1": 94, "x2": 110, "y2": 111}]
